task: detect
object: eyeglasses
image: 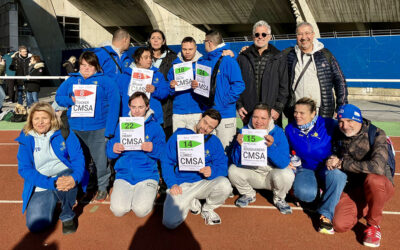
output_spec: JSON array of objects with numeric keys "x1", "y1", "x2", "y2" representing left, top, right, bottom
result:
[
  {"x1": 254, "y1": 33, "x2": 270, "y2": 38},
  {"x1": 296, "y1": 32, "x2": 314, "y2": 37}
]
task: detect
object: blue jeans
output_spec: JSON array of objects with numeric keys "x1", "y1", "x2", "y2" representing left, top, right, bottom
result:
[
  {"x1": 25, "y1": 186, "x2": 77, "y2": 232},
  {"x1": 293, "y1": 167, "x2": 347, "y2": 220},
  {"x1": 17, "y1": 85, "x2": 24, "y2": 105},
  {"x1": 26, "y1": 91, "x2": 39, "y2": 107},
  {"x1": 0, "y1": 86, "x2": 5, "y2": 110},
  {"x1": 74, "y1": 128, "x2": 110, "y2": 191}
]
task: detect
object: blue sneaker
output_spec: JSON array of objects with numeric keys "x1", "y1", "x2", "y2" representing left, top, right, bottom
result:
[
  {"x1": 235, "y1": 195, "x2": 256, "y2": 208},
  {"x1": 275, "y1": 199, "x2": 292, "y2": 214}
]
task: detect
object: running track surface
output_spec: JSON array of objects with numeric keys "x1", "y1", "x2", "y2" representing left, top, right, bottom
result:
[{"x1": 1, "y1": 130, "x2": 399, "y2": 250}]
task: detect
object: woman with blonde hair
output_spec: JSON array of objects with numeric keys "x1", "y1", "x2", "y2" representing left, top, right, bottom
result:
[{"x1": 16, "y1": 102, "x2": 87, "y2": 234}]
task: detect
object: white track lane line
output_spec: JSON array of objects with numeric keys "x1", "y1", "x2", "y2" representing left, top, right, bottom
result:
[{"x1": 1, "y1": 200, "x2": 400, "y2": 214}]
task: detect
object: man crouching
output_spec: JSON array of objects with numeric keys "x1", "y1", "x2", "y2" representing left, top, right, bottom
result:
[
  {"x1": 229, "y1": 103, "x2": 295, "y2": 214},
  {"x1": 162, "y1": 109, "x2": 232, "y2": 229}
]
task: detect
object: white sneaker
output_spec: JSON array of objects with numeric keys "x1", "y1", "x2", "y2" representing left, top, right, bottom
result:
[
  {"x1": 201, "y1": 210, "x2": 221, "y2": 225},
  {"x1": 190, "y1": 198, "x2": 201, "y2": 215}
]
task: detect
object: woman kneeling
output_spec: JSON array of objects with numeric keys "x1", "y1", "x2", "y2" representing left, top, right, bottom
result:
[{"x1": 16, "y1": 102, "x2": 86, "y2": 234}]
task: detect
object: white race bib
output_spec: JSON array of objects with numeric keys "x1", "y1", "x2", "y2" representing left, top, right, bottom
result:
[
  {"x1": 241, "y1": 129, "x2": 268, "y2": 166},
  {"x1": 177, "y1": 134, "x2": 205, "y2": 171},
  {"x1": 119, "y1": 117, "x2": 145, "y2": 151},
  {"x1": 71, "y1": 84, "x2": 97, "y2": 117}
]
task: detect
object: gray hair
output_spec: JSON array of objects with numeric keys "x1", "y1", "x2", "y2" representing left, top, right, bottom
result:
[
  {"x1": 252, "y1": 20, "x2": 271, "y2": 35},
  {"x1": 296, "y1": 22, "x2": 314, "y2": 33}
]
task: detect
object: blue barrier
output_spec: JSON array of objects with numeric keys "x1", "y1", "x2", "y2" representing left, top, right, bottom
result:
[{"x1": 62, "y1": 36, "x2": 400, "y2": 89}]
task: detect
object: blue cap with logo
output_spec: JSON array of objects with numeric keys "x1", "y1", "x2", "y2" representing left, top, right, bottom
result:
[{"x1": 337, "y1": 104, "x2": 363, "y2": 123}]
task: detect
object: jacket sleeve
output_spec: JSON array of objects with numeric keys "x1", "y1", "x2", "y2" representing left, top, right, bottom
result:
[
  {"x1": 65, "y1": 131, "x2": 85, "y2": 184},
  {"x1": 151, "y1": 72, "x2": 169, "y2": 101},
  {"x1": 208, "y1": 136, "x2": 228, "y2": 179},
  {"x1": 161, "y1": 134, "x2": 179, "y2": 188},
  {"x1": 55, "y1": 78, "x2": 75, "y2": 107},
  {"x1": 342, "y1": 129, "x2": 388, "y2": 175},
  {"x1": 9, "y1": 56, "x2": 17, "y2": 71},
  {"x1": 104, "y1": 78, "x2": 121, "y2": 138},
  {"x1": 17, "y1": 138, "x2": 58, "y2": 190},
  {"x1": 268, "y1": 128, "x2": 291, "y2": 169},
  {"x1": 236, "y1": 55, "x2": 245, "y2": 110},
  {"x1": 106, "y1": 123, "x2": 121, "y2": 159},
  {"x1": 330, "y1": 55, "x2": 348, "y2": 111},
  {"x1": 230, "y1": 133, "x2": 243, "y2": 166},
  {"x1": 224, "y1": 58, "x2": 245, "y2": 105},
  {"x1": 145, "y1": 124, "x2": 166, "y2": 160},
  {"x1": 274, "y1": 53, "x2": 289, "y2": 113}
]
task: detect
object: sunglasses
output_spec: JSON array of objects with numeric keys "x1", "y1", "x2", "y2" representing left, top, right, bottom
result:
[{"x1": 254, "y1": 33, "x2": 269, "y2": 38}]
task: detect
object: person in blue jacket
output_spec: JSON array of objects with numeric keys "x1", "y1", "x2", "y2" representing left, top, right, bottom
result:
[
  {"x1": 107, "y1": 92, "x2": 165, "y2": 217},
  {"x1": 194, "y1": 30, "x2": 245, "y2": 150},
  {"x1": 55, "y1": 51, "x2": 120, "y2": 201},
  {"x1": 16, "y1": 102, "x2": 87, "y2": 234},
  {"x1": 229, "y1": 103, "x2": 295, "y2": 214},
  {"x1": 94, "y1": 28, "x2": 132, "y2": 80},
  {"x1": 116, "y1": 47, "x2": 169, "y2": 124},
  {"x1": 285, "y1": 97, "x2": 347, "y2": 234},
  {"x1": 167, "y1": 36, "x2": 204, "y2": 132},
  {"x1": 162, "y1": 109, "x2": 232, "y2": 229}
]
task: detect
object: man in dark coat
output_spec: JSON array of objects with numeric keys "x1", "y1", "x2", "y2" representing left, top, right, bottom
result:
[
  {"x1": 284, "y1": 22, "x2": 347, "y2": 120},
  {"x1": 10, "y1": 45, "x2": 32, "y2": 105},
  {"x1": 237, "y1": 20, "x2": 288, "y2": 126}
]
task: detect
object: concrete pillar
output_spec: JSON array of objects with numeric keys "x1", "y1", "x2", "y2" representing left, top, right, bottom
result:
[
  {"x1": 19, "y1": 0, "x2": 66, "y2": 76},
  {"x1": 140, "y1": 0, "x2": 205, "y2": 44},
  {"x1": 0, "y1": 1, "x2": 18, "y2": 52},
  {"x1": 290, "y1": 0, "x2": 320, "y2": 38}
]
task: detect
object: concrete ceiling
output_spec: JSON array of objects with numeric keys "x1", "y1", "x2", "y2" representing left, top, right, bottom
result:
[
  {"x1": 306, "y1": 0, "x2": 400, "y2": 23},
  {"x1": 68, "y1": 0, "x2": 151, "y2": 26},
  {"x1": 154, "y1": 0, "x2": 295, "y2": 24}
]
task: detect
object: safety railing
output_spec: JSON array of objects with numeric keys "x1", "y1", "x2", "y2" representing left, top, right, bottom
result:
[{"x1": 222, "y1": 29, "x2": 400, "y2": 42}]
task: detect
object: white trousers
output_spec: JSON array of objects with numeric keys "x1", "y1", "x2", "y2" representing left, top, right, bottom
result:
[
  {"x1": 110, "y1": 179, "x2": 158, "y2": 218},
  {"x1": 172, "y1": 113, "x2": 202, "y2": 132},
  {"x1": 214, "y1": 117, "x2": 236, "y2": 151},
  {"x1": 162, "y1": 176, "x2": 232, "y2": 229},
  {"x1": 228, "y1": 164, "x2": 294, "y2": 204}
]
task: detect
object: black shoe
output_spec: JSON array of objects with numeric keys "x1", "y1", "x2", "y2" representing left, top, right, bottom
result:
[
  {"x1": 95, "y1": 190, "x2": 108, "y2": 202},
  {"x1": 62, "y1": 219, "x2": 77, "y2": 235}
]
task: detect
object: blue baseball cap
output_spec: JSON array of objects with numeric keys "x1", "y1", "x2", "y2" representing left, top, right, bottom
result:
[{"x1": 337, "y1": 104, "x2": 363, "y2": 123}]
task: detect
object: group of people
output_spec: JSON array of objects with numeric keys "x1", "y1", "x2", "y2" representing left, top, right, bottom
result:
[
  {"x1": 0, "y1": 46, "x2": 46, "y2": 111},
  {"x1": 16, "y1": 20, "x2": 395, "y2": 248}
]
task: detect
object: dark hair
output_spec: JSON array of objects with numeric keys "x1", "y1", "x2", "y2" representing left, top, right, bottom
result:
[
  {"x1": 202, "y1": 109, "x2": 221, "y2": 125},
  {"x1": 205, "y1": 30, "x2": 223, "y2": 45},
  {"x1": 253, "y1": 103, "x2": 271, "y2": 117},
  {"x1": 181, "y1": 36, "x2": 196, "y2": 44},
  {"x1": 133, "y1": 47, "x2": 152, "y2": 64},
  {"x1": 78, "y1": 51, "x2": 101, "y2": 72},
  {"x1": 148, "y1": 29, "x2": 168, "y2": 54},
  {"x1": 31, "y1": 55, "x2": 41, "y2": 63},
  {"x1": 295, "y1": 97, "x2": 317, "y2": 113},
  {"x1": 128, "y1": 92, "x2": 150, "y2": 107},
  {"x1": 112, "y1": 28, "x2": 130, "y2": 42}
]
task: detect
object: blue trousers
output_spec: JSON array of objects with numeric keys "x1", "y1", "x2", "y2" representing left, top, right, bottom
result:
[
  {"x1": 74, "y1": 128, "x2": 110, "y2": 191},
  {"x1": 26, "y1": 91, "x2": 39, "y2": 107},
  {"x1": 293, "y1": 167, "x2": 347, "y2": 220},
  {"x1": 25, "y1": 187, "x2": 77, "y2": 232}
]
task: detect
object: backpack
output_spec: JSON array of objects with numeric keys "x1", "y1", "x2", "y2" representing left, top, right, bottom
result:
[{"x1": 368, "y1": 124, "x2": 396, "y2": 177}]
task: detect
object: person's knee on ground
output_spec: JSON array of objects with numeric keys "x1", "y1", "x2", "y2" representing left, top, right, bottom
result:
[
  {"x1": 110, "y1": 203, "x2": 130, "y2": 217},
  {"x1": 293, "y1": 182, "x2": 317, "y2": 203},
  {"x1": 131, "y1": 201, "x2": 154, "y2": 218},
  {"x1": 26, "y1": 215, "x2": 53, "y2": 233}
]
